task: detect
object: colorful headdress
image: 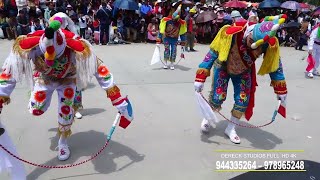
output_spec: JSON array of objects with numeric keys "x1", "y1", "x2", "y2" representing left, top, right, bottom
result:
[
  {"x1": 172, "y1": 4, "x2": 182, "y2": 20},
  {"x1": 39, "y1": 17, "x2": 66, "y2": 67},
  {"x1": 250, "y1": 14, "x2": 287, "y2": 75},
  {"x1": 251, "y1": 14, "x2": 287, "y2": 49}
]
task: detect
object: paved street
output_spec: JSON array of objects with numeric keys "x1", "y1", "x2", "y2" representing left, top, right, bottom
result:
[{"x1": 0, "y1": 40, "x2": 319, "y2": 180}]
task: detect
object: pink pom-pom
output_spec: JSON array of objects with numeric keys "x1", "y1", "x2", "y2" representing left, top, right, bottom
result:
[
  {"x1": 45, "y1": 60, "x2": 54, "y2": 66},
  {"x1": 53, "y1": 17, "x2": 63, "y2": 24}
]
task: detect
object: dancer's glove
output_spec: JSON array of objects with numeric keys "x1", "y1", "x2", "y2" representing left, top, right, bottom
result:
[
  {"x1": 277, "y1": 94, "x2": 287, "y2": 104},
  {"x1": 115, "y1": 100, "x2": 128, "y2": 114},
  {"x1": 194, "y1": 81, "x2": 204, "y2": 92}
]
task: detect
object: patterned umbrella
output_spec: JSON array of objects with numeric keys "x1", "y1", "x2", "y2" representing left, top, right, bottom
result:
[
  {"x1": 113, "y1": 0, "x2": 139, "y2": 10},
  {"x1": 258, "y1": 0, "x2": 281, "y2": 8},
  {"x1": 223, "y1": 0, "x2": 247, "y2": 8},
  {"x1": 280, "y1": 1, "x2": 301, "y2": 10},
  {"x1": 196, "y1": 11, "x2": 217, "y2": 23},
  {"x1": 313, "y1": 8, "x2": 320, "y2": 16}
]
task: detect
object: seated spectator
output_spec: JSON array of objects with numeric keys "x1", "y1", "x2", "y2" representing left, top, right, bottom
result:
[
  {"x1": 6, "y1": 16, "x2": 18, "y2": 40},
  {"x1": 0, "y1": 12, "x2": 8, "y2": 39},
  {"x1": 147, "y1": 17, "x2": 159, "y2": 43},
  {"x1": 117, "y1": 14, "x2": 125, "y2": 38},
  {"x1": 38, "y1": 14, "x2": 45, "y2": 27},
  {"x1": 16, "y1": 10, "x2": 30, "y2": 35},
  {"x1": 85, "y1": 26, "x2": 93, "y2": 43},
  {"x1": 110, "y1": 26, "x2": 130, "y2": 44},
  {"x1": 31, "y1": 18, "x2": 44, "y2": 32}
]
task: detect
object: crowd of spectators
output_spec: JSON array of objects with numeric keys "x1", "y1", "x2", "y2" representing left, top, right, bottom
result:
[{"x1": 0, "y1": 0, "x2": 319, "y2": 49}]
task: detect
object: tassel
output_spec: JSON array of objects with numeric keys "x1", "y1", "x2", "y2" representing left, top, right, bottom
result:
[
  {"x1": 106, "y1": 86, "x2": 120, "y2": 98},
  {"x1": 258, "y1": 38, "x2": 280, "y2": 75},
  {"x1": 57, "y1": 129, "x2": 72, "y2": 138},
  {"x1": 210, "y1": 25, "x2": 233, "y2": 62},
  {"x1": 196, "y1": 68, "x2": 210, "y2": 76}
]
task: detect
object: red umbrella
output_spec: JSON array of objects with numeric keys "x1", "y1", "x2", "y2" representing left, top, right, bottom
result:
[
  {"x1": 299, "y1": 3, "x2": 309, "y2": 9},
  {"x1": 223, "y1": 0, "x2": 247, "y2": 8}
]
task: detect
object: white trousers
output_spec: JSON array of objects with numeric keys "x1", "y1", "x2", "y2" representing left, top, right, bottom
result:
[
  {"x1": 28, "y1": 82, "x2": 76, "y2": 136},
  {"x1": 310, "y1": 44, "x2": 320, "y2": 72}
]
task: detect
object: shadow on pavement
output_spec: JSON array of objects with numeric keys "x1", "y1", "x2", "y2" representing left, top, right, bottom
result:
[
  {"x1": 27, "y1": 130, "x2": 145, "y2": 180},
  {"x1": 80, "y1": 108, "x2": 106, "y2": 116},
  {"x1": 201, "y1": 120, "x2": 283, "y2": 150},
  {"x1": 230, "y1": 160, "x2": 320, "y2": 180},
  {"x1": 151, "y1": 64, "x2": 191, "y2": 71}
]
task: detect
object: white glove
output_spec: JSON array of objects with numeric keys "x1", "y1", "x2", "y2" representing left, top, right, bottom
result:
[
  {"x1": 277, "y1": 94, "x2": 287, "y2": 104},
  {"x1": 194, "y1": 82, "x2": 204, "y2": 92},
  {"x1": 115, "y1": 100, "x2": 128, "y2": 114}
]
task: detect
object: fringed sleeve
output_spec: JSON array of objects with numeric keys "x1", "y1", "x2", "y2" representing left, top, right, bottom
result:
[
  {"x1": 0, "y1": 37, "x2": 35, "y2": 102},
  {"x1": 73, "y1": 39, "x2": 98, "y2": 89}
]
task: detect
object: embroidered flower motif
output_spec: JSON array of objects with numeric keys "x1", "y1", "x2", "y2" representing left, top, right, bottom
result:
[
  {"x1": 76, "y1": 96, "x2": 81, "y2": 102},
  {"x1": 34, "y1": 91, "x2": 46, "y2": 103},
  {"x1": 64, "y1": 88, "x2": 74, "y2": 99},
  {"x1": 0, "y1": 72, "x2": 11, "y2": 80},
  {"x1": 60, "y1": 149, "x2": 66, "y2": 155},
  {"x1": 219, "y1": 92, "x2": 227, "y2": 100},
  {"x1": 61, "y1": 105, "x2": 71, "y2": 115},
  {"x1": 216, "y1": 87, "x2": 223, "y2": 94},
  {"x1": 240, "y1": 92, "x2": 247, "y2": 100},
  {"x1": 98, "y1": 65, "x2": 110, "y2": 77},
  {"x1": 32, "y1": 109, "x2": 44, "y2": 116}
]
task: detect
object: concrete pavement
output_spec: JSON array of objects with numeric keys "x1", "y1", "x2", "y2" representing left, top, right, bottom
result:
[{"x1": 0, "y1": 40, "x2": 319, "y2": 180}]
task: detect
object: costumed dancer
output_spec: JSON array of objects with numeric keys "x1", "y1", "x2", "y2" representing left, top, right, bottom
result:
[
  {"x1": 0, "y1": 15, "x2": 133, "y2": 161},
  {"x1": 51, "y1": 12, "x2": 84, "y2": 119},
  {"x1": 156, "y1": 3, "x2": 187, "y2": 70},
  {"x1": 194, "y1": 14, "x2": 288, "y2": 144},
  {"x1": 0, "y1": 121, "x2": 26, "y2": 180},
  {"x1": 307, "y1": 20, "x2": 320, "y2": 78}
]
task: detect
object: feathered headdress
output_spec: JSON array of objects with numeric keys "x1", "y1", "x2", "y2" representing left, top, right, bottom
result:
[
  {"x1": 250, "y1": 14, "x2": 287, "y2": 75},
  {"x1": 39, "y1": 17, "x2": 66, "y2": 67}
]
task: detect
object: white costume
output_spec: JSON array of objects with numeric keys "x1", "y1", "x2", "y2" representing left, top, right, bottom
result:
[{"x1": 307, "y1": 26, "x2": 320, "y2": 77}]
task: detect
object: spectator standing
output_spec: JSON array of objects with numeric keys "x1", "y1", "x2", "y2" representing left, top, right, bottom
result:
[
  {"x1": 44, "y1": 2, "x2": 56, "y2": 24},
  {"x1": 4, "y1": 0, "x2": 18, "y2": 17},
  {"x1": 15, "y1": 0, "x2": 27, "y2": 15},
  {"x1": 78, "y1": 12, "x2": 87, "y2": 39},
  {"x1": 96, "y1": 2, "x2": 112, "y2": 45},
  {"x1": 295, "y1": 17, "x2": 309, "y2": 51},
  {"x1": 137, "y1": 18, "x2": 147, "y2": 43},
  {"x1": 140, "y1": 0, "x2": 152, "y2": 18},
  {"x1": 185, "y1": 8, "x2": 197, "y2": 51},
  {"x1": 66, "y1": 4, "x2": 75, "y2": 17}
]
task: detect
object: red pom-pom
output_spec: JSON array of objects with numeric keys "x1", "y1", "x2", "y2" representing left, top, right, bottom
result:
[
  {"x1": 46, "y1": 46, "x2": 55, "y2": 54},
  {"x1": 281, "y1": 14, "x2": 287, "y2": 20},
  {"x1": 263, "y1": 35, "x2": 270, "y2": 42},
  {"x1": 268, "y1": 37, "x2": 276, "y2": 46}
]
